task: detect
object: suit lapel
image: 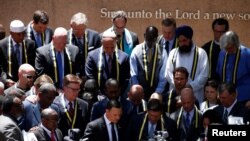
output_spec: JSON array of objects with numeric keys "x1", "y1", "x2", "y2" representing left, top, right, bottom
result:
[{"x1": 100, "y1": 117, "x2": 109, "y2": 141}]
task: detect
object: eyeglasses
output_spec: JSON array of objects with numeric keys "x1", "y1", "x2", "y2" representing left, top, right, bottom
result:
[
  {"x1": 66, "y1": 86, "x2": 80, "y2": 92},
  {"x1": 23, "y1": 74, "x2": 36, "y2": 79}
]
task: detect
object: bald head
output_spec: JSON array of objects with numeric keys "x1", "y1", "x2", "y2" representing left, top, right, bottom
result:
[
  {"x1": 53, "y1": 27, "x2": 67, "y2": 52},
  {"x1": 181, "y1": 87, "x2": 196, "y2": 112},
  {"x1": 18, "y1": 63, "x2": 35, "y2": 74},
  {"x1": 145, "y1": 26, "x2": 158, "y2": 48},
  {"x1": 128, "y1": 85, "x2": 144, "y2": 106}
]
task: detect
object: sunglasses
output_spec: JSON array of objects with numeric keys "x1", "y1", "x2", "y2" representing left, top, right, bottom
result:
[{"x1": 23, "y1": 74, "x2": 36, "y2": 79}]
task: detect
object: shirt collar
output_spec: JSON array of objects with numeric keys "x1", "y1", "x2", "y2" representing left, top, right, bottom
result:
[{"x1": 225, "y1": 99, "x2": 237, "y2": 114}]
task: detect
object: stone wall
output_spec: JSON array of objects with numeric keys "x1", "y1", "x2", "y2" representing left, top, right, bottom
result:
[{"x1": 0, "y1": 0, "x2": 249, "y2": 46}]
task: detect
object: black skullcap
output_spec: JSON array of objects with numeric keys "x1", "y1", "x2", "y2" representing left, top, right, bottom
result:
[{"x1": 176, "y1": 25, "x2": 193, "y2": 39}]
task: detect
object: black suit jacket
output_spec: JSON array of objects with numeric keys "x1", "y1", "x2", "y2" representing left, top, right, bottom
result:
[
  {"x1": 126, "y1": 112, "x2": 178, "y2": 141},
  {"x1": 213, "y1": 101, "x2": 250, "y2": 124},
  {"x1": 0, "y1": 36, "x2": 36, "y2": 81},
  {"x1": 170, "y1": 107, "x2": 203, "y2": 141},
  {"x1": 26, "y1": 23, "x2": 53, "y2": 48},
  {"x1": 83, "y1": 117, "x2": 122, "y2": 141},
  {"x1": 67, "y1": 28, "x2": 101, "y2": 77},
  {"x1": 51, "y1": 95, "x2": 89, "y2": 137},
  {"x1": 31, "y1": 125, "x2": 63, "y2": 141},
  {"x1": 35, "y1": 44, "x2": 81, "y2": 87},
  {"x1": 85, "y1": 47, "x2": 130, "y2": 93}
]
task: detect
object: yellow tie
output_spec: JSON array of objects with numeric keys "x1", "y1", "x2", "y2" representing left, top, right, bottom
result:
[{"x1": 148, "y1": 48, "x2": 153, "y2": 63}]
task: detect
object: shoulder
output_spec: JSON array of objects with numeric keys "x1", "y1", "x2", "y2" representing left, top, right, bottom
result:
[
  {"x1": 0, "y1": 37, "x2": 9, "y2": 45},
  {"x1": 201, "y1": 40, "x2": 213, "y2": 49},
  {"x1": 86, "y1": 29, "x2": 100, "y2": 35},
  {"x1": 37, "y1": 44, "x2": 51, "y2": 52}
]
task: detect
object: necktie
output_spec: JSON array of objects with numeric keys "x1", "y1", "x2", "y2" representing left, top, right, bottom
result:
[
  {"x1": 15, "y1": 43, "x2": 21, "y2": 66},
  {"x1": 185, "y1": 112, "x2": 190, "y2": 129},
  {"x1": 68, "y1": 102, "x2": 74, "y2": 119},
  {"x1": 51, "y1": 130, "x2": 56, "y2": 141},
  {"x1": 56, "y1": 52, "x2": 63, "y2": 88},
  {"x1": 111, "y1": 122, "x2": 117, "y2": 141},
  {"x1": 223, "y1": 109, "x2": 228, "y2": 123},
  {"x1": 36, "y1": 33, "x2": 42, "y2": 47},
  {"x1": 148, "y1": 122, "x2": 155, "y2": 138},
  {"x1": 147, "y1": 48, "x2": 153, "y2": 63},
  {"x1": 165, "y1": 41, "x2": 169, "y2": 54},
  {"x1": 108, "y1": 55, "x2": 112, "y2": 75}
]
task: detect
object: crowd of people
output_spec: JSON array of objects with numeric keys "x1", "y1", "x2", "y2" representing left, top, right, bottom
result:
[{"x1": 0, "y1": 9, "x2": 250, "y2": 141}]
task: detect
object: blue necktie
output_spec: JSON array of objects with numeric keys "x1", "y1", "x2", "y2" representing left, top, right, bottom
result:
[
  {"x1": 149, "y1": 122, "x2": 155, "y2": 138},
  {"x1": 165, "y1": 41, "x2": 169, "y2": 54},
  {"x1": 36, "y1": 33, "x2": 42, "y2": 47},
  {"x1": 111, "y1": 122, "x2": 117, "y2": 141},
  {"x1": 223, "y1": 109, "x2": 228, "y2": 123},
  {"x1": 186, "y1": 112, "x2": 190, "y2": 129},
  {"x1": 15, "y1": 44, "x2": 21, "y2": 66},
  {"x1": 57, "y1": 52, "x2": 63, "y2": 88}
]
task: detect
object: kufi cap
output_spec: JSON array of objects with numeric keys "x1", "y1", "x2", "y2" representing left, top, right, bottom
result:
[
  {"x1": 102, "y1": 29, "x2": 116, "y2": 39},
  {"x1": 176, "y1": 25, "x2": 193, "y2": 39},
  {"x1": 10, "y1": 20, "x2": 26, "y2": 33}
]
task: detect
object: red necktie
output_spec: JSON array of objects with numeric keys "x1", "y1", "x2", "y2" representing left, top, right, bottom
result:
[
  {"x1": 69, "y1": 102, "x2": 74, "y2": 119},
  {"x1": 51, "y1": 130, "x2": 55, "y2": 141}
]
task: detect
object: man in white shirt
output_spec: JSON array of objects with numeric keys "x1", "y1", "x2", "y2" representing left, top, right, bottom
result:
[{"x1": 165, "y1": 25, "x2": 209, "y2": 103}]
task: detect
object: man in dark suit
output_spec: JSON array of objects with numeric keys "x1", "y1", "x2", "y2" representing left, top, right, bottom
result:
[
  {"x1": 126, "y1": 98, "x2": 177, "y2": 141},
  {"x1": 158, "y1": 18, "x2": 177, "y2": 55},
  {"x1": 0, "y1": 24, "x2": 5, "y2": 40},
  {"x1": 31, "y1": 108, "x2": 63, "y2": 141},
  {"x1": 68, "y1": 12, "x2": 101, "y2": 79},
  {"x1": 103, "y1": 10, "x2": 139, "y2": 56},
  {"x1": 202, "y1": 18, "x2": 229, "y2": 80},
  {"x1": 85, "y1": 30, "x2": 130, "y2": 94},
  {"x1": 26, "y1": 10, "x2": 53, "y2": 48},
  {"x1": 51, "y1": 74, "x2": 89, "y2": 137},
  {"x1": 170, "y1": 85, "x2": 203, "y2": 141},
  {"x1": 22, "y1": 83, "x2": 57, "y2": 131},
  {"x1": 0, "y1": 95, "x2": 24, "y2": 141},
  {"x1": 90, "y1": 78, "x2": 121, "y2": 121},
  {"x1": 82, "y1": 99, "x2": 122, "y2": 141},
  {"x1": 0, "y1": 20, "x2": 36, "y2": 84},
  {"x1": 120, "y1": 84, "x2": 147, "y2": 129},
  {"x1": 213, "y1": 82, "x2": 250, "y2": 124},
  {"x1": 35, "y1": 27, "x2": 81, "y2": 89}
]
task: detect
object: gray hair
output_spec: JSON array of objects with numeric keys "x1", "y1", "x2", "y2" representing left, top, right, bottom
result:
[
  {"x1": 70, "y1": 12, "x2": 88, "y2": 25},
  {"x1": 112, "y1": 10, "x2": 127, "y2": 22},
  {"x1": 220, "y1": 31, "x2": 240, "y2": 49}
]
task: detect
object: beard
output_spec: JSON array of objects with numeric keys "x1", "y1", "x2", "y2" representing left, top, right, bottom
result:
[{"x1": 179, "y1": 43, "x2": 193, "y2": 54}]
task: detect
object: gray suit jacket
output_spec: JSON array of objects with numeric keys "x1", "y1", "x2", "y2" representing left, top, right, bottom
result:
[
  {"x1": 31, "y1": 125, "x2": 63, "y2": 141},
  {"x1": 0, "y1": 115, "x2": 24, "y2": 141}
]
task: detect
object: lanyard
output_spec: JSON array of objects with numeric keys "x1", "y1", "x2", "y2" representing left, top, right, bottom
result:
[
  {"x1": 138, "y1": 113, "x2": 164, "y2": 141},
  {"x1": 171, "y1": 46, "x2": 198, "y2": 80},
  {"x1": 69, "y1": 29, "x2": 88, "y2": 60},
  {"x1": 97, "y1": 47, "x2": 119, "y2": 86},
  {"x1": 142, "y1": 42, "x2": 159, "y2": 87},
  {"x1": 222, "y1": 48, "x2": 240, "y2": 84},
  {"x1": 208, "y1": 41, "x2": 214, "y2": 78},
  {"x1": 8, "y1": 37, "x2": 28, "y2": 77},
  {"x1": 61, "y1": 96, "x2": 78, "y2": 128},
  {"x1": 176, "y1": 107, "x2": 199, "y2": 129},
  {"x1": 51, "y1": 43, "x2": 72, "y2": 83},
  {"x1": 167, "y1": 90, "x2": 173, "y2": 113}
]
